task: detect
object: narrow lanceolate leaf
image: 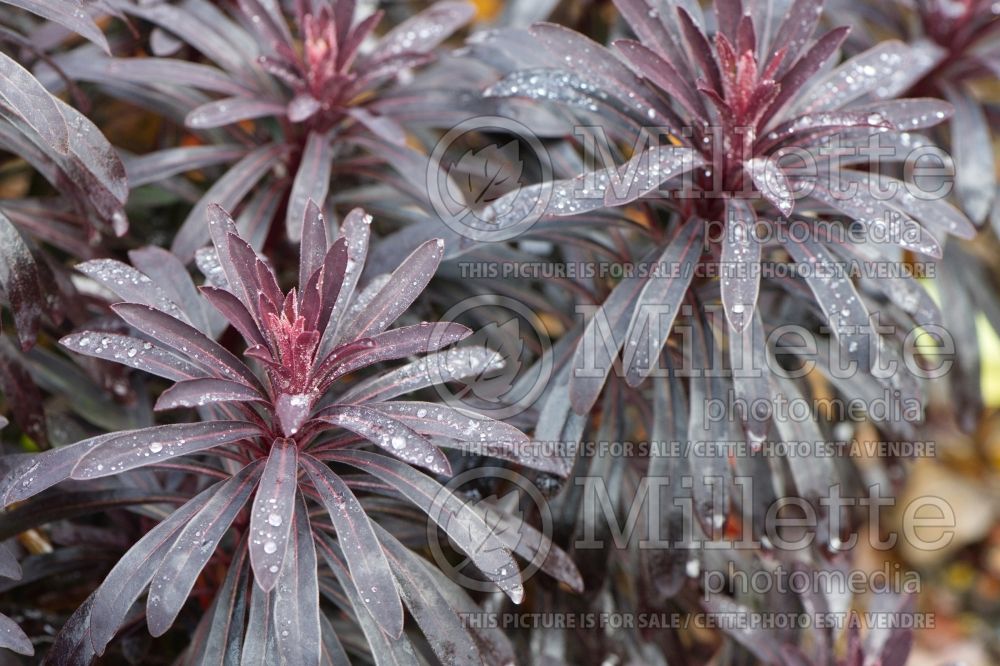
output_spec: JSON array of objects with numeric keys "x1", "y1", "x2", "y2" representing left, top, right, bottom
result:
[
  {"x1": 1, "y1": 432, "x2": 121, "y2": 506},
  {"x1": 0, "y1": 611, "x2": 32, "y2": 655},
  {"x1": 0, "y1": 212, "x2": 44, "y2": 349},
  {"x1": 61, "y1": 332, "x2": 203, "y2": 382},
  {"x1": 338, "y1": 239, "x2": 444, "y2": 342},
  {"x1": 71, "y1": 421, "x2": 261, "y2": 480},
  {"x1": 194, "y1": 543, "x2": 249, "y2": 666},
  {"x1": 76, "y1": 258, "x2": 191, "y2": 324},
  {"x1": 172, "y1": 144, "x2": 285, "y2": 260},
  {"x1": 943, "y1": 83, "x2": 996, "y2": 225},
  {"x1": 318, "y1": 322, "x2": 471, "y2": 387},
  {"x1": 744, "y1": 157, "x2": 794, "y2": 217},
  {"x1": 317, "y1": 539, "x2": 421, "y2": 666},
  {"x1": 249, "y1": 439, "x2": 298, "y2": 592},
  {"x1": 273, "y1": 494, "x2": 321, "y2": 666},
  {"x1": 569, "y1": 249, "x2": 658, "y2": 414},
  {"x1": 0, "y1": 545, "x2": 19, "y2": 580},
  {"x1": 112, "y1": 303, "x2": 262, "y2": 389},
  {"x1": 186, "y1": 97, "x2": 286, "y2": 129},
  {"x1": 155, "y1": 378, "x2": 265, "y2": 411},
  {"x1": 623, "y1": 218, "x2": 704, "y2": 385},
  {"x1": 314, "y1": 405, "x2": 450, "y2": 476},
  {"x1": 286, "y1": 131, "x2": 333, "y2": 242},
  {"x1": 301, "y1": 455, "x2": 404, "y2": 638},
  {"x1": 147, "y1": 460, "x2": 263, "y2": 637},
  {"x1": 371, "y1": 1, "x2": 474, "y2": 59},
  {"x1": 782, "y1": 231, "x2": 871, "y2": 369},
  {"x1": 0, "y1": 50, "x2": 68, "y2": 154},
  {"x1": 125, "y1": 145, "x2": 247, "y2": 188},
  {"x1": 2, "y1": 0, "x2": 110, "y2": 54},
  {"x1": 730, "y1": 312, "x2": 770, "y2": 445},
  {"x1": 794, "y1": 41, "x2": 917, "y2": 114},
  {"x1": 241, "y1": 583, "x2": 278, "y2": 666},
  {"x1": 89, "y1": 486, "x2": 214, "y2": 655},
  {"x1": 338, "y1": 347, "x2": 505, "y2": 404},
  {"x1": 129, "y1": 246, "x2": 212, "y2": 334},
  {"x1": 102, "y1": 58, "x2": 249, "y2": 95},
  {"x1": 327, "y1": 449, "x2": 525, "y2": 604},
  {"x1": 720, "y1": 200, "x2": 761, "y2": 332},
  {"x1": 299, "y1": 200, "x2": 329, "y2": 291},
  {"x1": 200, "y1": 286, "x2": 266, "y2": 347},
  {"x1": 321, "y1": 209, "x2": 371, "y2": 353},
  {"x1": 374, "y1": 527, "x2": 483, "y2": 666},
  {"x1": 801, "y1": 181, "x2": 942, "y2": 257}
]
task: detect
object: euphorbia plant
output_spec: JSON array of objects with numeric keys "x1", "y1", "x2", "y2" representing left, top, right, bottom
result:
[{"x1": 1, "y1": 204, "x2": 573, "y2": 661}]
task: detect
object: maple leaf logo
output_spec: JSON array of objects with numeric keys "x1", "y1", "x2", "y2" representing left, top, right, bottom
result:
[
  {"x1": 452, "y1": 318, "x2": 523, "y2": 404},
  {"x1": 444, "y1": 140, "x2": 524, "y2": 221}
]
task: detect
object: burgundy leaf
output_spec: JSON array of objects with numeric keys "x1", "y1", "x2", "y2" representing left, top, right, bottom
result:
[
  {"x1": 371, "y1": 1, "x2": 474, "y2": 59},
  {"x1": 622, "y1": 217, "x2": 704, "y2": 385},
  {"x1": 301, "y1": 455, "x2": 404, "y2": 638},
  {"x1": 327, "y1": 449, "x2": 525, "y2": 604},
  {"x1": 125, "y1": 145, "x2": 247, "y2": 188},
  {"x1": 273, "y1": 493, "x2": 321, "y2": 666},
  {"x1": 299, "y1": 199, "x2": 329, "y2": 292},
  {"x1": 0, "y1": 50, "x2": 68, "y2": 155},
  {"x1": 744, "y1": 157, "x2": 794, "y2": 217},
  {"x1": 61, "y1": 331, "x2": 203, "y2": 382},
  {"x1": 720, "y1": 199, "x2": 761, "y2": 331},
  {"x1": 77, "y1": 258, "x2": 192, "y2": 325},
  {"x1": 782, "y1": 229, "x2": 871, "y2": 368},
  {"x1": 286, "y1": 131, "x2": 333, "y2": 242},
  {"x1": 338, "y1": 347, "x2": 505, "y2": 404},
  {"x1": 2, "y1": 0, "x2": 110, "y2": 54},
  {"x1": 147, "y1": 460, "x2": 263, "y2": 637},
  {"x1": 0, "y1": 212, "x2": 44, "y2": 349},
  {"x1": 89, "y1": 485, "x2": 214, "y2": 654},
  {"x1": 154, "y1": 378, "x2": 265, "y2": 411},
  {"x1": 314, "y1": 404, "x2": 451, "y2": 475},
  {"x1": 71, "y1": 421, "x2": 261, "y2": 480},
  {"x1": 186, "y1": 97, "x2": 286, "y2": 129},
  {"x1": 112, "y1": 303, "x2": 262, "y2": 389},
  {"x1": 338, "y1": 239, "x2": 444, "y2": 342},
  {"x1": 249, "y1": 438, "x2": 298, "y2": 592},
  {"x1": 172, "y1": 144, "x2": 285, "y2": 260}
]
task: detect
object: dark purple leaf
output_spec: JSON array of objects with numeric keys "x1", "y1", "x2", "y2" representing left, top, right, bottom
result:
[
  {"x1": 249, "y1": 438, "x2": 298, "y2": 592},
  {"x1": 61, "y1": 331, "x2": 203, "y2": 382},
  {"x1": 147, "y1": 460, "x2": 263, "y2": 637},
  {"x1": 720, "y1": 199, "x2": 761, "y2": 331},
  {"x1": 125, "y1": 145, "x2": 248, "y2": 188},
  {"x1": 314, "y1": 405, "x2": 450, "y2": 475},
  {"x1": 186, "y1": 97, "x2": 286, "y2": 129},
  {"x1": 112, "y1": 302, "x2": 262, "y2": 388},
  {"x1": 327, "y1": 449, "x2": 525, "y2": 604},
  {"x1": 301, "y1": 454, "x2": 404, "y2": 638},
  {"x1": 338, "y1": 239, "x2": 444, "y2": 342},
  {"x1": 943, "y1": 82, "x2": 996, "y2": 224},
  {"x1": 154, "y1": 378, "x2": 265, "y2": 411},
  {"x1": 371, "y1": 1, "x2": 474, "y2": 59},
  {"x1": 89, "y1": 485, "x2": 214, "y2": 654},
  {"x1": 622, "y1": 217, "x2": 704, "y2": 385},
  {"x1": 71, "y1": 421, "x2": 261, "y2": 480},
  {"x1": 782, "y1": 230, "x2": 871, "y2": 368},
  {"x1": 172, "y1": 144, "x2": 285, "y2": 261},
  {"x1": 0, "y1": 49, "x2": 69, "y2": 154},
  {"x1": 287, "y1": 131, "x2": 333, "y2": 242},
  {"x1": 0, "y1": 212, "x2": 44, "y2": 349},
  {"x1": 299, "y1": 199, "x2": 329, "y2": 291},
  {"x1": 338, "y1": 347, "x2": 505, "y2": 404},
  {"x1": 0, "y1": 611, "x2": 32, "y2": 655},
  {"x1": 273, "y1": 493, "x2": 321, "y2": 666},
  {"x1": 2, "y1": 0, "x2": 110, "y2": 53}
]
